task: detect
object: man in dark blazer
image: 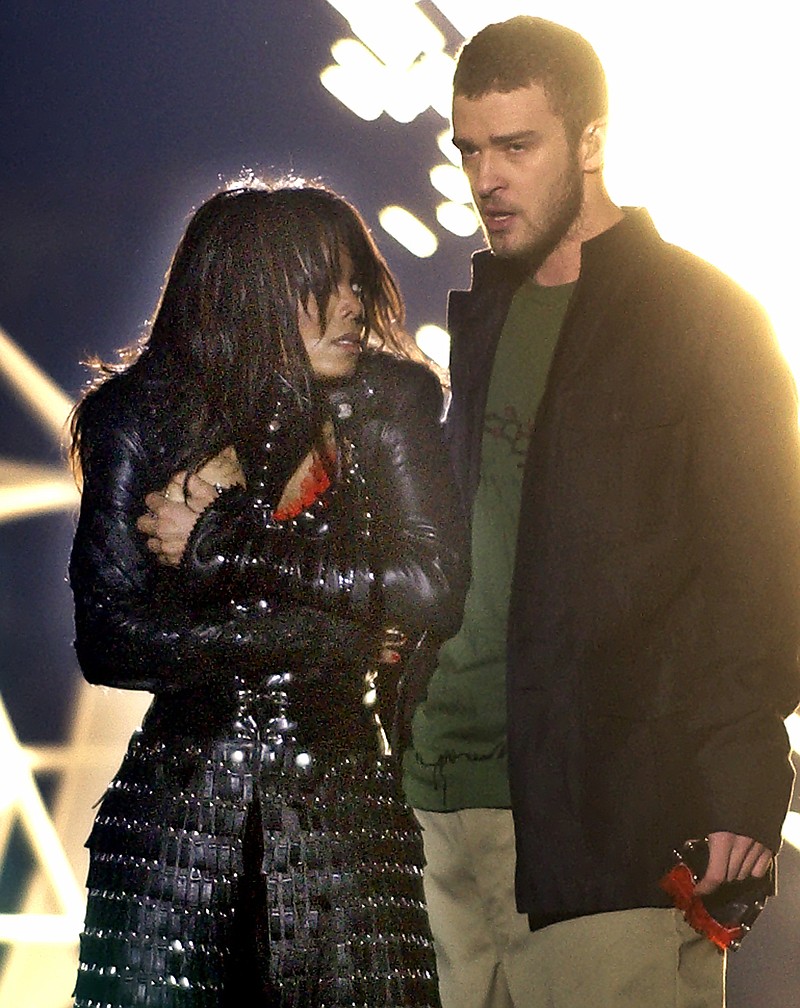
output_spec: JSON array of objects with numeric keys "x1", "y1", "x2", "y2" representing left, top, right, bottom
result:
[{"x1": 402, "y1": 15, "x2": 800, "y2": 1007}]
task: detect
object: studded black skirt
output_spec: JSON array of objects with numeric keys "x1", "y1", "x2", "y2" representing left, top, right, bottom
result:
[{"x1": 73, "y1": 673, "x2": 439, "y2": 1007}]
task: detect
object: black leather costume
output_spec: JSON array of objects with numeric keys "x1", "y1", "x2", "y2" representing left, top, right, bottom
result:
[{"x1": 70, "y1": 350, "x2": 467, "y2": 1007}]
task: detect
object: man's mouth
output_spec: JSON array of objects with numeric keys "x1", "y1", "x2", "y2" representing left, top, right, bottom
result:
[{"x1": 482, "y1": 207, "x2": 515, "y2": 232}]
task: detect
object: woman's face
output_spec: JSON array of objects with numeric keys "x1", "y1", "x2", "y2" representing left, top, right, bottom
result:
[{"x1": 297, "y1": 249, "x2": 365, "y2": 381}]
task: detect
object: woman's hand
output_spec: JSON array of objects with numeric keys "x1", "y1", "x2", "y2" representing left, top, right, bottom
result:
[
  {"x1": 196, "y1": 445, "x2": 245, "y2": 492},
  {"x1": 136, "y1": 474, "x2": 216, "y2": 566},
  {"x1": 136, "y1": 447, "x2": 245, "y2": 566}
]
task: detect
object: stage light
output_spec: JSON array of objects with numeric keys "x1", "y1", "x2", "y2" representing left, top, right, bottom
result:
[
  {"x1": 379, "y1": 206, "x2": 438, "y2": 258},
  {"x1": 0, "y1": 699, "x2": 86, "y2": 944},
  {"x1": 786, "y1": 712, "x2": 800, "y2": 755},
  {"x1": 320, "y1": 40, "x2": 387, "y2": 120},
  {"x1": 436, "y1": 128, "x2": 460, "y2": 167},
  {"x1": 0, "y1": 480, "x2": 78, "y2": 523},
  {"x1": 0, "y1": 330, "x2": 78, "y2": 522},
  {"x1": 415, "y1": 324, "x2": 451, "y2": 369},
  {"x1": 430, "y1": 163, "x2": 471, "y2": 205},
  {"x1": 0, "y1": 326, "x2": 73, "y2": 438},
  {"x1": 325, "y1": 0, "x2": 445, "y2": 70},
  {"x1": 783, "y1": 811, "x2": 800, "y2": 849},
  {"x1": 436, "y1": 201, "x2": 479, "y2": 238},
  {"x1": 383, "y1": 57, "x2": 443, "y2": 124}
]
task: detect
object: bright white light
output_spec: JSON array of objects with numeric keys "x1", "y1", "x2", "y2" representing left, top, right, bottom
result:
[
  {"x1": 430, "y1": 163, "x2": 472, "y2": 204},
  {"x1": 437, "y1": 201, "x2": 479, "y2": 238},
  {"x1": 0, "y1": 480, "x2": 79, "y2": 522},
  {"x1": 436, "y1": 128, "x2": 460, "y2": 166},
  {"x1": 782, "y1": 811, "x2": 800, "y2": 851},
  {"x1": 379, "y1": 206, "x2": 438, "y2": 258},
  {"x1": 321, "y1": 34, "x2": 452, "y2": 124},
  {"x1": 320, "y1": 40, "x2": 387, "y2": 120},
  {"x1": 0, "y1": 913, "x2": 84, "y2": 945},
  {"x1": 382, "y1": 51, "x2": 453, "y2": 123},
  {"x1": 320, "y1": 64, "x2": 383, "y2": 120},
  {"x1": 786, "y1": 712, "x2": 800, "y2": 754},
  {"x1": 415, "y1": 324, "x2": 451, "y2": 369},
  {"x1": 326, "y1": 0, "x2": 444, "y2": 69},
  {"x1": 418, "y1": 50, "x2": 456, "y2": 119},
  {"x1": 384, "y1": 58, "x2": 443, "y2": 123},
  {"x1": 0, "y1": 326, "x2": 74, "y2": 438}
]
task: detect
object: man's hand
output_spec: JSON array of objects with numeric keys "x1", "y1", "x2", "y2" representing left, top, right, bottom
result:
[
  {"x1": 693, "y1": 831, "x2": 773, "y2": 896},
  {"x1": 136, "y1": 447, "x2": 245, "y2": 567}
]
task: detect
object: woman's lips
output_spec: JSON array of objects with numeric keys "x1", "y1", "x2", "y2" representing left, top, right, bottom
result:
[{"x1": 332, "y1": 333, "x2": 362, "y2": 353}]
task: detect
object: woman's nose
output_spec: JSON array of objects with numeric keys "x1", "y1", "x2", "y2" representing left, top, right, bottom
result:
[{"x1": 338, "y1": 283, "x2": 362, "y2": 318}]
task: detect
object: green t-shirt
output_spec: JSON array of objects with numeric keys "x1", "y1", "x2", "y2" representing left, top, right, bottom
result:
[{"x1": 403, "y1": 279, "x2": 574, "y2": 811}]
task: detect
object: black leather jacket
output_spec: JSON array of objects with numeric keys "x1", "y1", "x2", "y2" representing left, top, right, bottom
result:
[{"x1": 70, "y1": 350, "x2": 467, "y2": 740}]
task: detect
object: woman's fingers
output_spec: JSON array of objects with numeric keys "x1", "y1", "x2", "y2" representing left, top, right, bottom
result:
[{"x1": 196, "y1": 446, "x2": 245, "y2": 489}]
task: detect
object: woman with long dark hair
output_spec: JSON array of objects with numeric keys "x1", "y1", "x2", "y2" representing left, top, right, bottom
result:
[{"x1": 69, "y1": 181, "x2": 466, "y2": 1007}]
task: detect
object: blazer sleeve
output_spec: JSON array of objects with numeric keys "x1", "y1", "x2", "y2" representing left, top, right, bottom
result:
[
  {"x1": 69, "y1": 404, "x2": 370, "y2": 694},
  {"x1": 689, "y1": 287, "x2": 800, "y2": 852},
  {"x1": 182, "y1": 356, "x2": 469, "y2": 647}
]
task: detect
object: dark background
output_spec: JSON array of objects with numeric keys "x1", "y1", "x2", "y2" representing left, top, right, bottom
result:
[{"x1": 1, "y1": 3, "x2": 797, "y2": 1004}]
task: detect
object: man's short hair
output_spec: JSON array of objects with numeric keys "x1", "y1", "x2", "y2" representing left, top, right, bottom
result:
[{"x1": 453, "y1": 16, "x2": 608, "y2": 145}]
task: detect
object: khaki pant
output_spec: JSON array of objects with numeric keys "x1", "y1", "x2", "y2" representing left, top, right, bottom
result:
[{"x1": 414, "y1": 807, "x2": 725, "y2": 1008}]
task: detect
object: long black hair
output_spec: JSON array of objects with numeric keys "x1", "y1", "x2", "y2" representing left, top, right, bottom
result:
[{"x1": 70, "y1": 179, "x2": 421, "y2": 475}]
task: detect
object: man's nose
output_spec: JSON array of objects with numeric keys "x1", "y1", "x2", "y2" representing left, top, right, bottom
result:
[{"x1": 472, "y1": 153, "x2": 503, "y2": 198}]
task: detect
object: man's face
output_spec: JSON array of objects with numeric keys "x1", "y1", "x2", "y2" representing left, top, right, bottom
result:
[{"x1": 453, "y1": 83, "x2": 584, "y2": 266}]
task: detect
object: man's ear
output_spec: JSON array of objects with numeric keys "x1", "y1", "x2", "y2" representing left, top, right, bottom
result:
[{"x1": 579, "y1": 117, "x2": 608, "y2": 174}]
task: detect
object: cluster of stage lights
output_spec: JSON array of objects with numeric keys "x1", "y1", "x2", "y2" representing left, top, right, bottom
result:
[{"x1": 319, "y1": 0, "x2": 510, "y2": 366}]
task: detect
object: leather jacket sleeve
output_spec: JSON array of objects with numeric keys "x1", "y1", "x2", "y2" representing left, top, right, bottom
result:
[
  {"x1": 182, "y1": 354, "x2": 468, "y2": 646},
  {"x1": 69, "y1": 393, "x2": 370, "y2": 694}
]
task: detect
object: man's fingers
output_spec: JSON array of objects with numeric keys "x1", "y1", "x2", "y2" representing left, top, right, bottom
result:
[
  {"x1": 736, "y1": 843, "x2": 765, "y2": 880},
  {"x1": 694, "y1": 832, "x2": 772, "y2": 895},
  {"x1": 750, "y1": 848, "x2": 773, "y2": 880},
  {"x1": 694, "y1": 839, "x2": 730, "y2": 895}
]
